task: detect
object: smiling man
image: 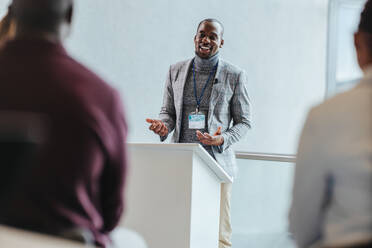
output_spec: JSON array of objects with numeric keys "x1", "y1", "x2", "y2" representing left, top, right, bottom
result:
[{"x1": 146, "y1": 18, "x2": 251, "y2": 248}]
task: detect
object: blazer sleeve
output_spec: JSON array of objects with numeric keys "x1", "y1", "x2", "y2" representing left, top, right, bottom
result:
[
  {"x1": 219, "y1": 70, "x2": 252, "y2": 152},
  {"x1": 158, "y1": 66, "x2": 177, "y2": 141}
]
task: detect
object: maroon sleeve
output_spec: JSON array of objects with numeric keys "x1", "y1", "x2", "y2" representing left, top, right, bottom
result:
[{"x1": 99, "y1": 90, "x2": 128, "y2": 232}]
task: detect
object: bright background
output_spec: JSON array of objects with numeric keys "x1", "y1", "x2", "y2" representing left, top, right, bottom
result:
[{"x1": 0, "y1": 0, "x2": 366, "y2": 247}]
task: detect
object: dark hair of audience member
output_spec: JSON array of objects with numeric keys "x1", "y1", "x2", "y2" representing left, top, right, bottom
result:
[
  {"x1": 359, "y1": 0, "x2": 372, "y2": 55},
  {"x1": 11, "y1": 0, "x2": 72, "y2": 35}
]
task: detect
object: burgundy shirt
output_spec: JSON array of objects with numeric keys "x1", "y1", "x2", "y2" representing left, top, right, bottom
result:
[{"x1": 0, "y1": 38, "x2": 127, "y2": 247}]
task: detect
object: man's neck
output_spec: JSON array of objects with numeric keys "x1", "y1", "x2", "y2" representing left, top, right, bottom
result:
[
  {"x1": 15, "y1": 28, "x2": 62, "y2": 44},
  {"x1": 194, "y1": 53, "x2": 219, "y2": 71},
  {"x1": 362, "y1": 63, "x2": 372, "y2": 79}
]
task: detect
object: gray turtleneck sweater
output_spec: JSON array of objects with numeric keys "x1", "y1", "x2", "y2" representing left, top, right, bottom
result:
[{"x1": 179, "y1": 53, "x2": 219, "y2": 157}]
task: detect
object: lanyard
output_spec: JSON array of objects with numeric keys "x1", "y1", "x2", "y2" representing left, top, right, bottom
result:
[{"x1": 192, "y1": 60, "x2": 218, "y2": 112}]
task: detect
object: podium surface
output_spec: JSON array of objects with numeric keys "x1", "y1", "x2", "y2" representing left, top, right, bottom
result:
[{"x1": 120, "y1": 143, "x2": 232, "y2": 248}]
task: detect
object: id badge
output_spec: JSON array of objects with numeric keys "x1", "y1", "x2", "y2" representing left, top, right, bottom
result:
[{"x1": 188, "y1": 111, "x2": 206, "y2": 129}]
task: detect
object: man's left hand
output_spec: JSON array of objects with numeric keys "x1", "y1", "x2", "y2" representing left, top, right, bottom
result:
[{"x1": 196, "y1": 126, "x2": 224, "y2": 146}]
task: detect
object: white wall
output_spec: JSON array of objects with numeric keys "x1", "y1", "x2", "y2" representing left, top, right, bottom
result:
[
  {"x1": 0, "y1": 0, "x2": 327, "y2": 206},
  {"x1": 0, "y1": 1, "x2": 329, "y2": 247},
  {"x1": 64, "y1": 0, "x2": 328, "y2": 154},
  {"x1": 233, "y1": 160, "x2": 296, "y2": 247},
  {"x1": 0, "y1": 1, "x2": 327, "y2": 154},
  {"x1": 62, "y1": 2, "x2": 329, "y2": 246},
  {"x1": 0, "y1": 0, "x2": 9, "y2": 16}
]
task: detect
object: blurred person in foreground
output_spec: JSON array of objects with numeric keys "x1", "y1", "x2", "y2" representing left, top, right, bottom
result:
[
  {"x1": 0, "y1": 0, "x2": 130, "y2": 247},
  {"x1": 289, "y1": 1, "x2": 372, "y2": 248}
]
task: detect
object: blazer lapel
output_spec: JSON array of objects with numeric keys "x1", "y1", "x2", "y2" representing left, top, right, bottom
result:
[
  {"x1": 174, "y1": 59, "x2": 193, "y2": 141},
  {"x1": 208, "y1": 59, "x2": 226, "y2": 128}
]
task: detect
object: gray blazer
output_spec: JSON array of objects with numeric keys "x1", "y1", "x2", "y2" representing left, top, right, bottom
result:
[{"x1": 159, "y1": 58, "x2": 252, "y2": 178}]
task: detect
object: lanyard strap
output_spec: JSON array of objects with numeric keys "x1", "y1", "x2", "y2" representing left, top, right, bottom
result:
[{"x1": 192, "y1": 60, "x2": 218, "y2": 112}]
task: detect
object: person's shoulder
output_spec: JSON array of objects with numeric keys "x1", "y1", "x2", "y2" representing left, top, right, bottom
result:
[
  {"x1": 170, "y1": 58, "x2": 192, "y2": 70},
  {"x1": 219, "y1": 59, "x2": 245, "y2": 75},
  {"x1": 308, "y1": 83, "x2": 368, "y2": 125},
  {"x1": 314, "y1": 84, "x2": 365, "y2": 111}
]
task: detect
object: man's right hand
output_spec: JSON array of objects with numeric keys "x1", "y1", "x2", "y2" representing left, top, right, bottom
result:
[{"x1": 146, "y1": 118, "x2": 168, "y2": 137}]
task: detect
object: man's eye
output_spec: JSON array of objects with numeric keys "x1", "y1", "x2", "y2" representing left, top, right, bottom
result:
[
  {"x1": 210, "y1": 36, "x2": 217, "y2": 40},
  {"x1": 199, "y1": 34, "x2": 205, "y2": 38}
]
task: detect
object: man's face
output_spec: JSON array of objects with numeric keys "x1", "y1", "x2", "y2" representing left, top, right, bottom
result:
[{"x1": 194, "y1": 21, "x2": 224, "y2": 59}]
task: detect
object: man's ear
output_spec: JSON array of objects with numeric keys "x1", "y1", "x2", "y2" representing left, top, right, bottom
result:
[
  {"x1": 354, "y1": 32, "x2": 360, "y2": 50},
  {"x1": 220, "y1": 39, "x2": 224, "y2": 48},
  {"x1": 7, "y1": 4, "x2": 12, "y2": 18},
  {"x1": 66, "y1": 5, "x2": 73, "y2": 25}
]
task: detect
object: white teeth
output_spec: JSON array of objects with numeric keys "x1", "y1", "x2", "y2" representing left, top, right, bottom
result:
[{"x1": 201, "y1": 46, "x2": 210, "y2": 50}]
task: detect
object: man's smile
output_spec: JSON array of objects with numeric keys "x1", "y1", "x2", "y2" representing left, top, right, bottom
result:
[{"x1": 199, "y1": 44, "x2": 212, "y2": 53}]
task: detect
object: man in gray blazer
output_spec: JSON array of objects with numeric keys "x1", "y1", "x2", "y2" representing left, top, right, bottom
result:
[
  {"x1": 289, "y1": 1, "x2": 372, "y2": 247},
  {"x1": 146, "y1": 19, "x2": 251, "y2": 248}
]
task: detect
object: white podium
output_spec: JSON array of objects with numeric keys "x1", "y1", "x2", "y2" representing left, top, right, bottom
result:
[{"x1": 120, "y1": 143, "x2": 232, "y2": 248}]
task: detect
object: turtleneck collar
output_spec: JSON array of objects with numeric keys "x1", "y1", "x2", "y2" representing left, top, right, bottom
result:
[{"x1": 194, "y1": 52, "x2": 220, "y2": 72}]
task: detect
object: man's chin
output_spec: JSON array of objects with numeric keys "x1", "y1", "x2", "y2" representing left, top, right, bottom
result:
[{"x1": 196, "y1": 51, "x2": 212, "y2": 59}]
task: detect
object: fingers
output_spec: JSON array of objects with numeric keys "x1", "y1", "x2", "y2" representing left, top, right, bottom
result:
[
  {"x1": 198, "y1": 131, "x2": 213, "y2": 141},
  {"x1": 196, "y1": 130, "x2": 223, "y2": 146},
  {"x1": 146, "y1": 118, "x2": 157, "y2": 131},
  {"x1": 196, "y1": 130, "x2": 204, "y2": 140},
  {"x1": 148, "y1": 121, "x2": 156, "y2": 131},
  {"x1": 196, "y1": 131, "x2": 214, "y2": 145},
  {"x1": 147, "y1": 119, "x2": 167, "y2": 136},
  {"x1": 159, "y1": 125, "x2": 168, "y2": 137},
  {"x1": 154, "y1": 122, "x2": 163, "y2": 133},
  {"x1": 202, "y1": 133, "x2": 215, "y2": 145},
  {"x1": 213, "y1": 126, "x2": 222, "y2": 136},
  {"x1": 150, "y1": 121, "x2": 161, "y2": 132},
  {"x1": 204, "y1": 132, "x2": 213, "y2": 139}
]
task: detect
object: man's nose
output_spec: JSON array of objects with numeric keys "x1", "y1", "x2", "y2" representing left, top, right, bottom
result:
[{"x1": 201, "y1": 36, "x2": 210, "y2": 43}]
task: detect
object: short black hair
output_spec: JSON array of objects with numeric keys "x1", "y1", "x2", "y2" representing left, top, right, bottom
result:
[
  {"x1": 197, "y1": 18, "x2": 224, "y2": 37},
  {"x1": 359, "y1": 0, "x2": 372, "y2": 34},
  {"x1": 358, "y1": 0, "x2": 372, "y2": 55},
  {"x1": 12, "y1": 0, "x2": 72, "y2": 34}
]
